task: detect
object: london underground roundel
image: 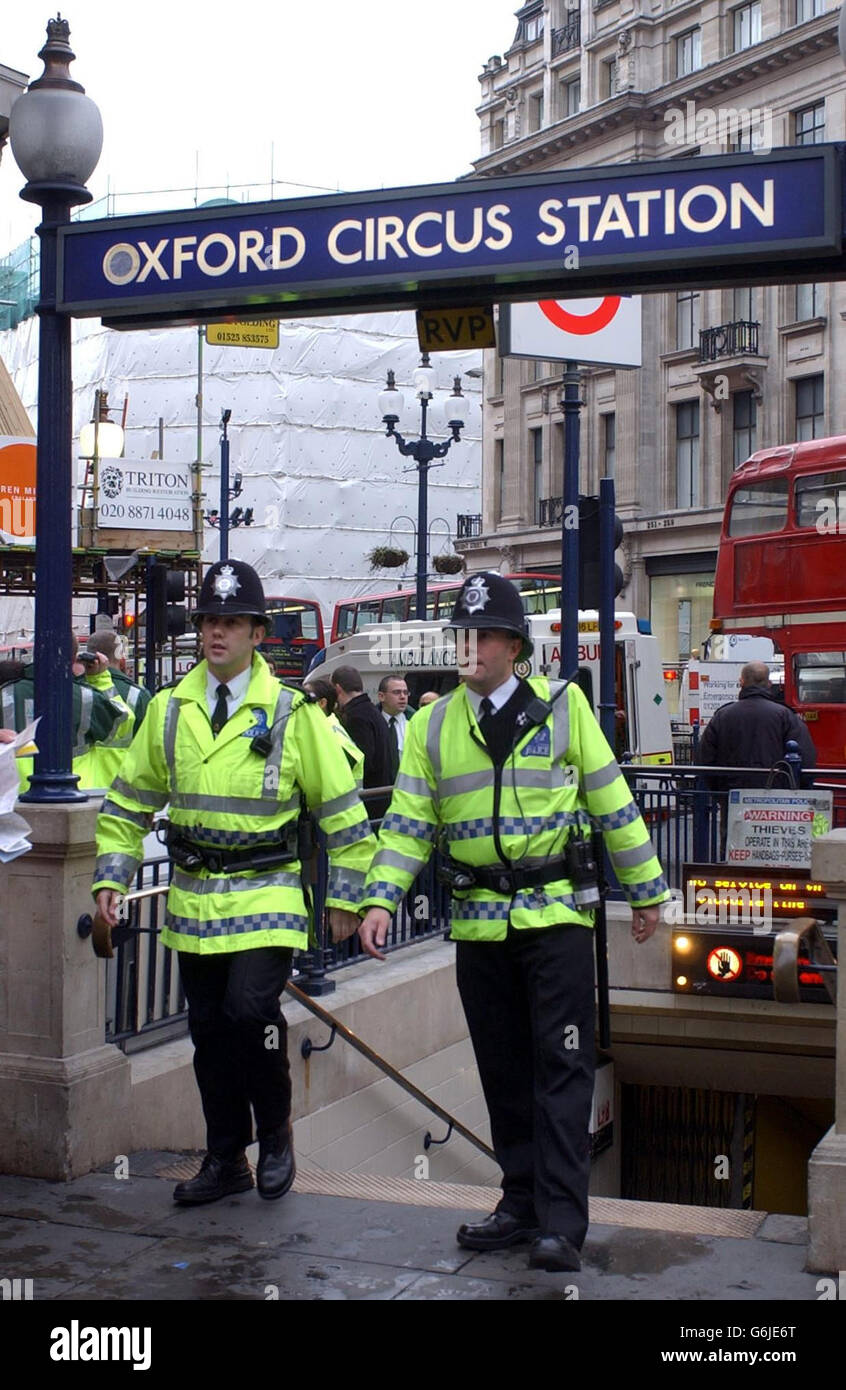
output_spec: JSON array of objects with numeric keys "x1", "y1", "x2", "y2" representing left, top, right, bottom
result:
[
  {"x1": 538, "y1": 297, "x2": 622, "y2": 335},
  {"x1": 503, "y1": 295, "x2": 641, "y2": 367}
]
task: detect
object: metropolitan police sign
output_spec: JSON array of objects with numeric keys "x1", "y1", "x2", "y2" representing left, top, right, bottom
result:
[{"x1": 57, "y1": 149, "x2": 844, "y2": 328}]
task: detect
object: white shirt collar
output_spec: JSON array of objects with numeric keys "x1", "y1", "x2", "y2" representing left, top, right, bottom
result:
[
  {"x1": 464, "y1": 673, "x2": 519, "y2": 717},
  {"x1": 206, "y1": 662, "x2": 252, "y2": 717}
]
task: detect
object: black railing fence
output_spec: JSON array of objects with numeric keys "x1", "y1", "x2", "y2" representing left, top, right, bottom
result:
[{"x1": 103, "y1": 757, "x2": 844, "y2": 1049}]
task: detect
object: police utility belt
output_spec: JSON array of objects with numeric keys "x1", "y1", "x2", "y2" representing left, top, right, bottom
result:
[
  {"x1": 158, "y1": 819, "x2": 305, "y2": 875},
  {"x1": 437, "y1": 833, "x2": 600, "y2": 908}
]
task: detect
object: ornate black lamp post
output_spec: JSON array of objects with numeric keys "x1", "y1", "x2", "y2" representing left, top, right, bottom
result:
[
  {"x1": 378, "y1": 355, "x2": 465, "y2": 621},
  {"x1": 9, "y1": 17, "x2": 103, "y2": 800}
]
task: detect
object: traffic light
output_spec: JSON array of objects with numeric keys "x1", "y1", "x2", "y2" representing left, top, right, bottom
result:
[
  {"x1": 578, "y1": 495, "x2": 624, "y2": 609},
  {"x1": 148, "y1": 563, "x2": 189, "y2": 643}
]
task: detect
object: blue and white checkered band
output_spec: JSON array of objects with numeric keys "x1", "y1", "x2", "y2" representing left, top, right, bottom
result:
[
  {"x1": 459, "y1": 576, "x2": 490, "y2": 615},
  {"x1": 213, "y1": 564, "x2": 241, "y2": 601}
]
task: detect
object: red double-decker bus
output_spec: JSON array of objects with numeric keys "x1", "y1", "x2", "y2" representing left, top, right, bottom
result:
[
  {"x1": 259, "y1": 596, "x2": 325, "y2": 681},
  {"x1": 330, "y1": 572, "x2": 562, "y2": 642},
  {"x1": 712, "y1": 434, "x2": 846, "y2": 765}
]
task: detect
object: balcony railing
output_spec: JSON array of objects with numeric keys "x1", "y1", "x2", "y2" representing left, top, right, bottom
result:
[
  {"x1": 699, "y1": 320, "x2": 760, "y2": 363},
  {"x1": 538, "y1": 496, "x2": 564, "y2": 528},
  {"x1": 456, "y1": 513, "x2": 482, "y2": 539},
  {"x1": 552, "y1": 14, "x2": 581, "y2": 55}
]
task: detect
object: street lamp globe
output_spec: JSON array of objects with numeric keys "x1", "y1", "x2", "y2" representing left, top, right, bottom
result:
[{"x1": 9, "y1": 16, "x2": 102, "y2": 205}]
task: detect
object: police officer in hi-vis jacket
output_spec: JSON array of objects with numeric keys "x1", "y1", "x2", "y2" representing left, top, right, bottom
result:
[
  {"x1": 359, "y1": 572, "x2": 669, "y2": 1273},
  {"x1": 94, "y1": 559, "x2": 376, "y2": 1206}
]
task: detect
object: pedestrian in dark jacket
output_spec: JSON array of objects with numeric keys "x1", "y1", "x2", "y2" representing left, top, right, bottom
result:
[
  {"x1": 330, "y1": 665, "x2": 392, "y2": 818},
  {"x1": 698, "y1": 661, "x2": 817, "y2": 791}
]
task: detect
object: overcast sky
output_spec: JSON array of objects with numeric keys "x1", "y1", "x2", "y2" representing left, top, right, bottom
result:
[{"x1": 0, "y1": 1, "x2": 520, "y2": 253}]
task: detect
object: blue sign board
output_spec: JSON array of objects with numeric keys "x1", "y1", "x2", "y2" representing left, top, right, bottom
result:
[{"x1": 57, "y1": 148, "x2": 843, "y2": 325}]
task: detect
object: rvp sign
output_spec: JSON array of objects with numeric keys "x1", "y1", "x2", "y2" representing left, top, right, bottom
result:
[{"x1": 415, "y1": 306, "x2": 495, "y2": 351}]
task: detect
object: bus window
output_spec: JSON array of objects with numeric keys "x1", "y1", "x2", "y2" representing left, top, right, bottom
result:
[
  {"x1": 381, "y1": 595, "x2": 410, "y2": 624},
  {"x1": 336, "y1": 603, "x2": 355, "y2": 636},
  {"x1": 354, "y1": 600, "x2": 382, "y2": 631},
  {"x1": 794, "y1": 651, "x2": 846, "y2": 704},
  {"x1": 615, "y1": 644, "x2": 631, "y2": 760},
  {"x1": 794, "y1": 469, "x2": 846, "y2": 529},
  {"x1": 433, "y1": 587, "x2": 461, "y2": 617},
  {"x1": 727, "y1": 479, "x2": 788, "y2": 537},
  {"x1": 426, "y1": 594, "x2": 437, "y2": 621}
]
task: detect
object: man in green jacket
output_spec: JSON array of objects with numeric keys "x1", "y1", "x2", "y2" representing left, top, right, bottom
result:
[
  {"x1": 359, "y1": 573, "x2": 669, "y2": 1273},
  {"x1": 94, "y1": 560, "x2": 376, "y2": 1206}
]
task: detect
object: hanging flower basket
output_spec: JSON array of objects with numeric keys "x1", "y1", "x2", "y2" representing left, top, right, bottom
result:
[
  {"x1": 366, "y1": 545, "x2": 409, "y2": 570},
  {"x1": 432, "y1": 554, "x2": 464, "y2": 575}
]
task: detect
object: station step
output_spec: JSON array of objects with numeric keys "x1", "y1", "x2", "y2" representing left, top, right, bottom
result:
[{"x1": 155, "y1": 1154, "x2": 766, "y2": 1238}]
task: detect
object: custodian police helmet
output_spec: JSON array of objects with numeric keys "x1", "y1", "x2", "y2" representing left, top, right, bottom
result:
[
  {"x1": 446, "y1": 571, "x2": 533, "y2": 661},
  {"x1": 193, "y1": 559, "x2": 269, "y2": 624}
]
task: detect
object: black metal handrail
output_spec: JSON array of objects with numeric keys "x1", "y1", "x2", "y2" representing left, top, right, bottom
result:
[
  {"x1": 456, "y1": 512, "x2": 482, "y2": 539},
  {"x1": 552, "y1": 14, "x2": 580, "y2": 55},
  {"x1": 699, "y1": 320, "x2": 760, "y2": 362}
]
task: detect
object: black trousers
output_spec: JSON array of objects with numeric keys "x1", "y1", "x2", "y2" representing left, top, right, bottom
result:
[
  {"x1": 178, "y1": 947, "x2": 293, "y2": 1158},
  {"x1": 456, "y1": 923, "x2": 596, "y2": 1247}
]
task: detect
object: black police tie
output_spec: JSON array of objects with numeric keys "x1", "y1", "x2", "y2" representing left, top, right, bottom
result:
[
  {"x1": 478, "y1": 696, "x2": 495, "y2": 740},
  {"x1": 212, "y1": 683, "x2": 231, "y2": 736}
]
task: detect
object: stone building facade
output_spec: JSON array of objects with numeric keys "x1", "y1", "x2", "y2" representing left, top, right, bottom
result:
[{"x1": 461, "y1": 0, "x2": 845, "y2": 675}]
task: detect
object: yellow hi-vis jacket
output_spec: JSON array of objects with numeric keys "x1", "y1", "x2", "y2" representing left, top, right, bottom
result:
[
  {"x1": 74, "y1": 669, "x2": 135, "y2": 790},
  {"x1": 328, "y1": 711, "x2": 365, "y2": 786},
  {"x1": 361, "y1": 677, "x2": 669, "y2": 942},
  {"x1": 93, "y1": 652, "x2": 376, "y2": 954}
]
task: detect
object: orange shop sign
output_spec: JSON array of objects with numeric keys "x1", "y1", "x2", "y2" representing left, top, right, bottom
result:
[{"x1": 0, "y1": 438, "x2": 36, "y2": 540}]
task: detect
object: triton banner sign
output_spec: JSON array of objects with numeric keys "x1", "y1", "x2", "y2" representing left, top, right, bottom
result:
[{"x1": 57, "y1": 148, "x2": 844, "y2": 329}]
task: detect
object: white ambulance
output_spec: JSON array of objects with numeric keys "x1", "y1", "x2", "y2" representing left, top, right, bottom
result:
[{"x1": 306, "y1": 609, "x2": 672, "y2": 765}]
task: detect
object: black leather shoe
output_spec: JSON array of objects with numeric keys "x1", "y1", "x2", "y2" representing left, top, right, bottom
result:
[
  {"x1": 456, "y1": 1211, "x2": 540, "y2": 1251},
  {"x1": 256, "y1": 1129, "x2": 296, "y2": 1200},
  {"x1": 528, "y1": 1233, "x2": 581, "y2": 1272},
  {"x1": 173, "y1": 1152, "x2": 253, "y2": 1206}
]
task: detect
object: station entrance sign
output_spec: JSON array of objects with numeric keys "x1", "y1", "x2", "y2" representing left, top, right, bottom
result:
[{"x1": 56, "y1": 147, "x2": 844, "y2": 330}]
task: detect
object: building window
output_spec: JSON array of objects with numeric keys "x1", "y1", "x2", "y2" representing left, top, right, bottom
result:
[
  {"x1": 495, "y1": 439, "x2": 505, "y2": 522},
  {"x1": 531, "y1": 428, "x2": 543, "y2": 525},
  {"x1": 733, "y1": 2, "x2": 762, "y2": 51},
  {"x1": 733, "y1": 391, "x2": 758, "y2": 468},
  {"x1": 532, "y1": 358, "x2": 547, "y2": 381},
  {"x1": 676, "y1": 28, "x2": 702, "y2": 77},
  {"x1": 522, "y1": 11, "x2": 544, "y2": 43},
  {"x1": 565, "y1": 77, "x2": 581, "y2": 116},
  {"x1": 795, "y1": 0, "x2": 824, "y2": 21},
  {"x1": 603, "y1": 413, "x2": 616, "y2": 480},
  {"x1": 494, "y1": 349, "x2": 505, "y2": 396},
  {"x1": 676, "y1": 401, "x2": 701, "y2": 508},
  {"x1": 529, "y1": 91, "x2": 544, "y2": 132},
  {"x1": 676, "y1": 290, "x2": 701, "y2": 350},
  {"x1": 492, "y1": 117, "x2": 505, "y2": 150},
  {"x1": 733, "y1": 286, "x2": 755, "y2": 322},
  {"x1": 603, "y1": 58, "x2": 617, "y2": 99},
  {"x1": 795, "y1": 283, "x2": 823, "y2": 320},
  {"x1": 795, "y1": 375, "x2": 824, "y2": 441},
  {"x1": 794, "y1": 103, "x2": 825, "y2": 145}
]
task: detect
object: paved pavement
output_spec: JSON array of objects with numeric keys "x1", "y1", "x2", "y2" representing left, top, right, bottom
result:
[{"x1": 0, "y1": 1150, "x2": 826, "y2": 1304}]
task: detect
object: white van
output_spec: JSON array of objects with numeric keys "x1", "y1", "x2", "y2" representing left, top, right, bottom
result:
[{"x1": 307, "y1": 609, "x2": 672, "y2": 765}]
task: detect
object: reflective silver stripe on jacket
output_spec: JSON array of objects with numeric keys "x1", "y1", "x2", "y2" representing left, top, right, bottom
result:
[
  {"x1": 583, "y1": 758, "x2": 623, "y2": 793},
  {"x1": 101, "y1": 798, "x2": 152, "y2": 831},
  {"x1": 261, "y1": 687, "x2": 293, "y2": 799},
  {"x1": 170, "y1": 791, "x2": 300, "y2": 817},
  {"x1": 93, "y1": 852, "x2": 140, "y2": 886},
  {"x1": 172, "y1": 868, "x2": 302, "y2": 895},
  {"x1": 425, "y1": 695, "x2": 451, "y2": 784},
  {"x1": 548, "y1": 680, "x2": 571, "y2": 762},
  {"x1": 73, "y1": 684, "x2": 95, "y2": 757},
  {"x1": 111, "y1": 777, "x2": 169, "y2": 809},
  {"x1": 370, "y1": 846, "x2": 423, "y2": 877},
  {"x1": 608, "y1": 840, "x2": 657, "y2": 871},
  {"x1": 317, "y1": 788, "x2": 362, "y2": 820},
  {"x1": 395, "y1": 772, "x2": 432, "y2": 798},
  {"x1": 163, "y1": 696, "x2": 181, "y2": 791},
  {"x1": 437, "y1": 766, "x2": 569, "y2": 798}
]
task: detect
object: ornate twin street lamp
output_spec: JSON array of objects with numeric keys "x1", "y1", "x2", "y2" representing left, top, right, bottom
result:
[
  {"x1": 9, "y1": 16, "x2": 103, "y2": 801},
  {"x1": 378, "y1": 355, "x2": 466, "y2": 621}
]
